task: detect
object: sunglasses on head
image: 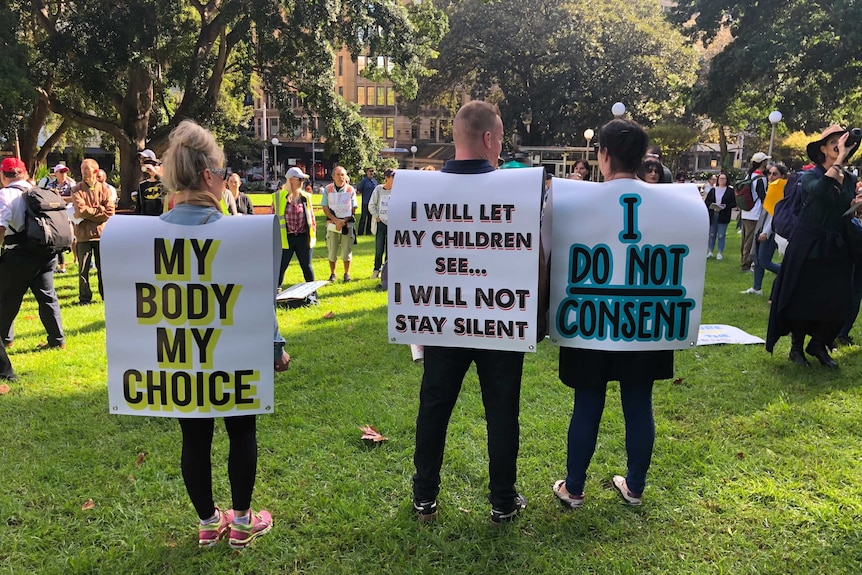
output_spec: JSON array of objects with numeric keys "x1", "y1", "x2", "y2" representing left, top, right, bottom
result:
[{"x1": 206, "y1": 167, "x2": 227, "y2": 179}]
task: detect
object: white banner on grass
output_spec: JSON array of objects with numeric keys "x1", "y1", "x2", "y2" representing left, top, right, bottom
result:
[
  {"x1": 549, "y1": 179, "x2": 708, "y2": 351},
  {"x1": 697, "y1": 324, "x2": 765, "y2": 346},
  {"x1": 387, "y1": 168, "x2": 543, "y2": 352},
  {"x1": 101, "y1": 215, "x2": 280, "y2": 417}
]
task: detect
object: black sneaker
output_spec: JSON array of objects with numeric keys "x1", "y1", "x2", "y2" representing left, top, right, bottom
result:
[
  {"x1": 413, "y1": 498, "x2": 438, "y2": 523},
  {"x1": 836, "y1": 335, "x2": 855, "y2": 347},
  {"x1": 490, "y1": 493, "x2": 527, "y2": 525}
]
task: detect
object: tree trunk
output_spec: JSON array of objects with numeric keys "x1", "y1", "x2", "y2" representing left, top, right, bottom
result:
[
  {"x1": 116, "y1": 63, "x2": 154, "y2": 209},
  {"x1": 718, "y1": 126, "x2": 729, "y2": 169}
]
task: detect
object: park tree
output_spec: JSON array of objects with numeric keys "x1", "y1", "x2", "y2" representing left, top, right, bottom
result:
[
  {"x1": 673, "y1": 0, "x2": 862, "y2": 134},
  {"x1": 647, "y1": 124, "x2": 702, "y2": 172},
  {"x1": 5, "y1": 0, "x2": 444, "y2": 205},
  {"x1": 417, "y1": 0, "x2": 698, "y2": 148}
]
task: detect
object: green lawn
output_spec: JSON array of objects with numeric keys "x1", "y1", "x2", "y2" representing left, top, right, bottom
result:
[{"x1": 1, "y1": 223, "x2": 860, "y2": 574}]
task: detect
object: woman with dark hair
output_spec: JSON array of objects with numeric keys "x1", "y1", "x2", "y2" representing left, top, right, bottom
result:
[
  {"x1": 704, "y1": 172, "x2": 735, "y2": 260},
  {"x1": 160, "y1": 120, "x2": 291, "y2": 548},
  {"x1": 571, "y1": 159, "x2": 591, "y2": 181},
  {"x1": 766, "y1": 125, "x2": 861, "y2": 367},
  {"x1": 641, "y1": 157, "x2": 663, "y2": 184},
  {"x1": 552, "y1": 119, "x2": 672, "y2": 509}
]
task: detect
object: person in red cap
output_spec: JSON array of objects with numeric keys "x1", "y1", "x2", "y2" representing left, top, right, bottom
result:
[
  {"x1": 767, "y1": 125, "x2": 862, "y2": 368},
  {"x1": 0, "y1": 157, "x2": 66, "y2": 350}
]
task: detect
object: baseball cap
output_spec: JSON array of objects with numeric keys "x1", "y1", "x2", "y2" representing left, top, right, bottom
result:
[
  {"x1": 286, "y1": 167, "x2": 310, "y2": 179},
  {"x1": 137, "y1": 149, "x2": 158, "y2": 161},
  {"x1": 0, "y1": 157, "x2": 27, "y2": 174},
  {"x1": 751, "y1": 152, "x2": 771, "y2": 163},
  {"x1": 52, "y1": 164, "x2": 70, "y2": 173}
]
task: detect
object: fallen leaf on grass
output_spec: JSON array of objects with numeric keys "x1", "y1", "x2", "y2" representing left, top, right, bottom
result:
[
  {"x1": 0, "y1": 384, "x2": 10, "y2": 395},
  {"x1": 359, "y1": 425, "x2": 388, "y2": 442},
  {"x1": 323, "y1": 311, "x2": 335, "y2": 319},
  {"x1": 135, "y1": 452, "x2": 145, "y2": 467},
  {"x1": 458, "y1": 507, "x2": 471, "y2": 514},
  {"x1": 23, "y1": 315, "x2": 37, "y2": 321},
  {"x1": 347, "y1": 325, "x2": 354, "y2": 331},
  {"x1": 128, "y1": 474, "x2": 136, "y2": 483},
  {"x1": 736, "y1": 452, "x2": 745, "y2": 459},
  {"x1": 673, "y1": 378, "x2": 685, "y2": 385},
  {"x1": 82, "y1": 498, "x2": 95, "y2": 510}
]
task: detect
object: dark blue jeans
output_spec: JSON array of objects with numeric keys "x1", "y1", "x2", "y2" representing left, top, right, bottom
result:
[
  {"x1": 373, "y1": 222, "x2": 387, "y2": 271},
  {"x1": 565, "y1": 380, "x2": 655, "y2": 495},
  {"x1": 413, "y1": 346, "x2": 524, "y2": 510},
  {"x1": 278, "y1": 234, "x2": 315, "y2": 287},
  {"x1": 0, "y1": 343, "x2": 14, "y2": 380},
  {"x1": 753, "y1": 236, "x2": 780, "y2": 290},
  {"x1": 0, "y1": 248, "x2": 65, "y2": 346}
]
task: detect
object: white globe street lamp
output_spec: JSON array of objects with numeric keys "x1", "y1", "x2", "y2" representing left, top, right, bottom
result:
[
  {"x1": 768, "y1": 110, "x2": 782, "y2": 158},
  {"x1": 611, "y1": 102, "x2": 626, "y2": 118},
  {"x1": 410, "y1": 145, "x2": 418, "y2": 169},
  {"x1": 271, "y1": 137, "x2": 280, "y2": 177},
  {"x1": 583, "y1": 128, "x2": 594, "y2": 162}
]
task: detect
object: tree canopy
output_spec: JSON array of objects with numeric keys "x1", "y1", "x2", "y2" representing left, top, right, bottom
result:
[
  {"x1": 418, "y1": 0, "x2": 698, "y2": 147},
  {"x1": 4, "y1": 0, "x2": 444, "y2": 204},
  {"x1": 673, "y1": 0, "x2": 862, "y2": 133}
]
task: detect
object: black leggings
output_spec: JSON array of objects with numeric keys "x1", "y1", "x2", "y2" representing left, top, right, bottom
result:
[{"x1": 178, "y1": 415, "x2": 257, "y2": 520}]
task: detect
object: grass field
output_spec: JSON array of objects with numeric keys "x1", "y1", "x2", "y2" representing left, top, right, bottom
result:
[{"x1": 1, "y1": 220, "x2": 860, "y2": 574}]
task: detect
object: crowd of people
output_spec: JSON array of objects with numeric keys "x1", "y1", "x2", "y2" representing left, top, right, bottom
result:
[{"x1": 2, "y1": 100, "x2": 862, "y2": 547}]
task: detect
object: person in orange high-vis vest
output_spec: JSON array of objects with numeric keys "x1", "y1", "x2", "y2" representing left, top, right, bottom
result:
[{"x1": 273, "y1": 167, "x2": 317, "y2": 289}]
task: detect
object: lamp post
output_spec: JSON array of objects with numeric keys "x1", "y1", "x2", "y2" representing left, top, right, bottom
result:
[
  {"x1": 768, "y1": 110, "x2": 782, "y2": 158},
  {"x1": 611, "y1": 102, "x2": 626, "y2": 118},
  {"x1": 582, "y1": 128, "x2": 595, "y2": 179},
  {"x1": 271, "y1": 137, "x2": 279, "y2": 183},
  {"x1": 410, "y1": 145, "x2": 418, "y2": 170}
]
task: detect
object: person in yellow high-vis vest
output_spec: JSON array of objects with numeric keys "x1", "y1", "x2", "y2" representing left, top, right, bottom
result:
[{"x1": 273, "y1": 167, "x2": 317, "y2": 289}]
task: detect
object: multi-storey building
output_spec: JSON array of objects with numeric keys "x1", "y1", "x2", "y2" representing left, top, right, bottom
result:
[{"x1": 253, "y1": 47, "x2": 462, "y2": 181}]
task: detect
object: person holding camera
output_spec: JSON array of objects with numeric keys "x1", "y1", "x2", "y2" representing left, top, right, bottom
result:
[
  {"x1": 766, "y1": 125, "x2": 862, "y2": 368},
  {"x1": 320, "y1": 166, "x2": 357, "y2": 282}
]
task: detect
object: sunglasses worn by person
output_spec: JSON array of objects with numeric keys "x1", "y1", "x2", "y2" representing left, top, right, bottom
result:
[{"x1": 645, "y1": 164, "x2": 661, "y2": 174}]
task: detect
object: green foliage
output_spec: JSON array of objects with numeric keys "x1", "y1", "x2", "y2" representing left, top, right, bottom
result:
[
  {"x1": 674, "y1": 0, "x2": 862, "y2": 132},
  {"x1": 419, "y1": 0, "x2": 698, "y2": 146},
  {"x1": 648, "y1": 123, "x2": 702, "y2": 172},
  {"x1": 1, "y1": 224, "x2": 862, "y2": 573}
]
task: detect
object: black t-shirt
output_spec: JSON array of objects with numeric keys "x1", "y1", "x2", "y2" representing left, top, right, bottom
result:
[{"x1": 137, "y1": 179, "x2": 165, "y2": 216}]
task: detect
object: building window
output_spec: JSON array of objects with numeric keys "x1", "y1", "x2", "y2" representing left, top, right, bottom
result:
[
  {"x1": 386, "y1": 88, "x2": 395, "y2": 106},
  {"x1": 338, "y1": 86, "x2": 343, "y2": 97},
  {"x1": 269, "y1": 118, "x2": 279, "y2": 137},
  {"x1": 255, "y1": 118, "x2": 262, "y2": 138},
  {"x1": 377, "y1": 55, "x2": 385, "y2": 69},
  {"x1": 385, "y1": 117, "x2": 394, "y2": 139},
  {"x1": 370, "y1": 117, "x2": 384, "y2": 139},
  {"x1": 358, "y1": 87, "x2": 366, "y2": 106},
  {"x1": 338, "y1": 56, "x2": 343, "y2": 76},
  {"x1": 412, "y1": 119, "x2": 420, "y2": 140},
  {"x1": 357, "y1": 56, "x2": 367, "y2": 73},
  {"x1": 376, "y1": 87, "x2": 385, "y2": 106}
]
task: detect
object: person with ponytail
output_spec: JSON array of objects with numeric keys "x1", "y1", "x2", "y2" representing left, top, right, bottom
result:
[{"x1": 160, "y1": 120, "x2": 290, "y2": 548}]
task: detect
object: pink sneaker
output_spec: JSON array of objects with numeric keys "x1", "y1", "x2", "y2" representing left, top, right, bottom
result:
[
  {"x1": 198, "y1": 507, "x2": 234, "y2": 548},
  {"x1": 229, "y1": 509, "x2": 273, "y2": 549}
]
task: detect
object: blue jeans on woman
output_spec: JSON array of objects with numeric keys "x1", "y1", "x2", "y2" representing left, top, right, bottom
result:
[
  {"x1": 708, "y1": 220, "x2": 729, "y2": 255},
  {"x1": 753, "y1": 235, "x2": 780, "y2": 290},
  {"x1": 565, "y1": 380, "x2": 655, "y2": 495}
]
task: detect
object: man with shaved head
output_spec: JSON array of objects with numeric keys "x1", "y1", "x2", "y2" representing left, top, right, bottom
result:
[{"x1": 411, "y1": 101, "x2": 529, "y2": 526}]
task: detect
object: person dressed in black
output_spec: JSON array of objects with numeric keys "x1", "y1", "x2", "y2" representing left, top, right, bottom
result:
[
  {"x1": 552, "y1": 119, "x2": 673, "y2": 510},
  {"x1": 412, "y1": 101, "x2": 540, "y2": 525},
  {"x1": 135, "y1": 149, "x2": 166, "y2": 216},
  {"x1": 356, "y1": 167, "x2": 378, "y2": 235},
  {"x1": 766, "y1": 125, "x2": 862, "y2": 368}
]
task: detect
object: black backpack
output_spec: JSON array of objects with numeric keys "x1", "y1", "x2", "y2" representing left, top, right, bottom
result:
[
  {"x1": 7, "y1": 184, "x2": 74, "y2": 255},
  {"x1": 772, "y1": 166, "x2": 824, "y2": 239}
]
